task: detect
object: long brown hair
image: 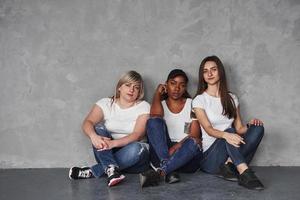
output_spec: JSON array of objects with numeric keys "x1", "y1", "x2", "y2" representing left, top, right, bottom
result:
[{"x1": 196, "y1": 55, "x2": 237, "y2": 119}]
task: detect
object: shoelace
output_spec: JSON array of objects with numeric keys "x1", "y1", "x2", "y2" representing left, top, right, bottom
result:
[
  {"x1": 78, "y1": 169, "x2": 91, "y2": 178},
  {"x1": 106, "y1": 165, "x2": 116, "y2": 177}
]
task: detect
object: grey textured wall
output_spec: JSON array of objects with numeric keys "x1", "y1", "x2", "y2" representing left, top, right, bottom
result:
[{"x1": 0, "y1": 0, "x2": 300, "y2": 168}]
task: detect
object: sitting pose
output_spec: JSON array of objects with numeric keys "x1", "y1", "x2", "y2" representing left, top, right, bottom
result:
[
  {"x1": 140, "y1": 69, "x2": 203, "y2": 187},
  {"x1": 193, "y1": 55, "x2": 265, "y2": 190},
  {"x1": 69, "y1": 71, "x2": 150, "y2": 187}
]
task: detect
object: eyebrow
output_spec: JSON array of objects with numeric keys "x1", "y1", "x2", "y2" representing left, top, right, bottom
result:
[
  {"x1": 204, "y1": 66, "x2": 217, "y2": 70},
  {"x1": 169, "y1": 79, "x2": 186, "y2": 84}
]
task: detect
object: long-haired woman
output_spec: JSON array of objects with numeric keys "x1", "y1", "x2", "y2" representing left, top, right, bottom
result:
[{"x1": 193, "y1": 56, "x2": 264, "y2": 190}]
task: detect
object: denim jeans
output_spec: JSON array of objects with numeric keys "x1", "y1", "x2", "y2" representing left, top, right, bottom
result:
[
  {"x1": 146, "y1": 117, "x2": 203, "y2": 175},
  {"x1": 200, "y1": 125, "x2": 264, "y2": 174},
  {"x1": 90, "y1": 123, "x2": 150, "y2": 178}
]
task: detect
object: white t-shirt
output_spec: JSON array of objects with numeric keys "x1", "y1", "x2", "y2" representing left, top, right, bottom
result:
[
  {"x1": 192, "y1": 92, "x2": 239, "y2": 152},
  {"x1": 162, "y1": 98, "x2": 194, "y2": 142},
  {"x1": 96, "y1": 98, "x2": 150, "y2": 139}
]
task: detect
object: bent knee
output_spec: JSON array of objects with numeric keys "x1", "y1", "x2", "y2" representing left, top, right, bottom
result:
[
  {"x1": 250, "y1": 125, "x2": 264, "y2": 139},
  {"x1": 94, "y1": 123, "x2": 110, "y2": 137},
  {"x1": 146, "y1": 117, "x2": 164, "y2": 129},
  {"x1": 126, "y1": 142, "x2": 149, "y2": 158}
]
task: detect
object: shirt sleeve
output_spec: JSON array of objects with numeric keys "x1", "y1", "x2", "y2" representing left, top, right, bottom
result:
[
  {"x1": 192, "y1": 94, "x2": 205, "y2": 110},
  {"x1": 137, "y1": 101, "x2": 151, "y2": 115},
  {"x1": 95, "y1": 98, "x2": 111, "y2": 118}
]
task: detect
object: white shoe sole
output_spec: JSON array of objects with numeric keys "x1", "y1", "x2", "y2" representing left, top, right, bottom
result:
[{"x1": 108, "y1": 175, "x2": 125, "y2": 187}]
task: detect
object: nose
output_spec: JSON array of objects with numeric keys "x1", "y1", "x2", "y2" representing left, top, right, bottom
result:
[
  {"x1": 208, "y1": 70, "x2": 213, "y2": 77},
  {"x1": 129, "y1": 86, "x2": 134, "y2": 92}
]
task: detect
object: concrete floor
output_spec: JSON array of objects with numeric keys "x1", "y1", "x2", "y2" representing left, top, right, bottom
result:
[{"x1": 0, "y1": 167, "x2": 299, "y2": 200}]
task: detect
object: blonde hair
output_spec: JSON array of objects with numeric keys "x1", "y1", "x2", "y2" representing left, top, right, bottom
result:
[{"x1": 112, "y1": 70, "x2": 145, "y2": 102}]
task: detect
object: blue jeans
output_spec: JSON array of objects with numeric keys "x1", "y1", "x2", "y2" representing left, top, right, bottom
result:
[
  {"x1": 146, "y1": 118, "x2": 203, "y2": 175},
  {"x1": 200, "y1": 125, "x2": 264, "y2": 174},
  {"x1": 90, "y1": 124, "x2": 150, "y2": 178}
]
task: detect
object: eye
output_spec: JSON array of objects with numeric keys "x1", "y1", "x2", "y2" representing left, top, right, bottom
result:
[
  {"x1": 134, "y1": 86, "x2": 140, "y2": 90},
  {"x1": 125, "y1": 83, "x2": 131, "y2": 87},
  {"x1": 170, "y1": 81, "x2": 176, "y2": 85}
]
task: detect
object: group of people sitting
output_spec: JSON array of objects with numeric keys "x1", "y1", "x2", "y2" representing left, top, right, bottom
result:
[{"x1": 68, "y1": 55, "x2": 265, "y2": 190}]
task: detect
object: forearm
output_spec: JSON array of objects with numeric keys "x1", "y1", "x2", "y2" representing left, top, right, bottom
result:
[
  {"x1": 205, "y1": 126, "x2": 228, "y2": 139},
  {"x1": 150, "y1": 93, "x2": 164, "y2": 117},
  {"x1": 82, "y1": 120, "x2": 97, "y2": 139},
  {"x1": 235, "y1": 125, "x2": 247, "y2": 135},
  {"x1": 112, "y1": 133, "x2": 142, "y2": 148}
]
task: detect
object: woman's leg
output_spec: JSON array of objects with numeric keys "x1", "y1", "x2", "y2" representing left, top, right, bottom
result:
[
  {"x1": 240, "y1": 125, "x2": 264, "y2": 164},
  {"x1": 115, "y1": 142, "x2": 150, "y2": 173},
  {"x1": 161, "y1": 137, "x2": 202, "y2": 174},
  {"x1": 146, "y1": 117, "x2": 172, "y2": 167},
  {"x1": 90, "y1": 123, "x2": 119, "y2": 178},
  {"x1": 199, "y1": 138, "x2": 229, "y2": 174},
  {"x1": 224, "y1": 126, "x2": 264, "y2": 171},
  {"x1": 177, "y1": 151, "x2": 203, "y2": 173}
]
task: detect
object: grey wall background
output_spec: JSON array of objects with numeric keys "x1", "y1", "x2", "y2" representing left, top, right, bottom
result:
[{"x1": 0, "y1": 0, "x2": 299, "y2": 168}]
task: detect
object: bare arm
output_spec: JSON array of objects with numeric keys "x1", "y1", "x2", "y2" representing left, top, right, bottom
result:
[
  {"x1": 104, "y1": 114, "x2": 149, "y2": 149},
  {"x1": 234, "y1": 106, "x2": 264, "y2": 135},
  {"x1": 194, "y1": 107, "x2": 245, "y2": 148},
  {"x1": 150, "y1": 84, "x2": 166, "y2": 117},
  {"x1": 82, "y1": 105, "x2": 111, "y2": 150},
  {"x1": 233, "y1": 106, "x2": 247, "y2": 134}
]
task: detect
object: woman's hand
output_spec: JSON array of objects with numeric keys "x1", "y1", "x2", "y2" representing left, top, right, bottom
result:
[
  {"x1": 155, "y1": 84, "x2": 167, "y2": 96},
  {"x1": 90, "y1": 134, "x2": 111, "y2": 150},
  {"x1": 99, "y1": 140, "x2": 117, "y2": 151},
  {"x1": 248, "y1": 118, "x2": 264, "y2": 126},
  {"x1": 222, "y1": 132, "x2": 245, "y2": 148}
]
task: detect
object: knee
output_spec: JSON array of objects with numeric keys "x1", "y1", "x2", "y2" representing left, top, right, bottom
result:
[
  {"x1": 249, "y1": 125, "x2": 264, "y2": 139},
  {"x1": 94, "y1": 123, "x2": 110, "y2": 137},
  {"x1": 126, "y1": 142, "x2": 149, "y2": 159},
  {"x1": 146, "y1": 117, "x2": 164, "y2": 130}
]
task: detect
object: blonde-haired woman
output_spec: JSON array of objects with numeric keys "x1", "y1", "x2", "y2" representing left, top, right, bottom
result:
[{"x1": 69, "y1": 71, "x2": 150, "y2": 187}]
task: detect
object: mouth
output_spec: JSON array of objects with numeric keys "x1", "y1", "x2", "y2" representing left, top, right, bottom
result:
[{"x1": 171, "y1": 92, "x2": 181, "y2": 97}]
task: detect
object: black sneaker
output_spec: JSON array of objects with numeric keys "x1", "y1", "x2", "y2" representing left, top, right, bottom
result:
[
  {"x1": 139, "y1": 169, "x2": 162, "y2": 187},
  {"x1": 217, "y1": 162, "x2": 238, "y2": 182},
  {"x1": 69, "y1": 166, "x2": 94, "y2": 180},
  {"x1": 165, "y1": 172, "x2": 180, "y2": 184},
  {"x1": 238, "y1": 168, "x2": 264, "y2": 190},
  {"x1": 106, "y1": 165, "x2": 125, "y2": 187}
]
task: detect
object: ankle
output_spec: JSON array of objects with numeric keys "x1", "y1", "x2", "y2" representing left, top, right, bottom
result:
[{"x1": 236, "y1": 163, "x2": 248, "y2": 174}]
